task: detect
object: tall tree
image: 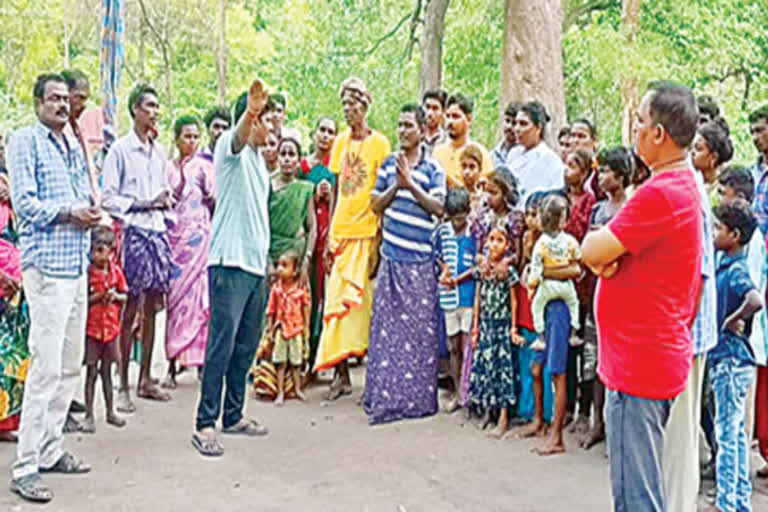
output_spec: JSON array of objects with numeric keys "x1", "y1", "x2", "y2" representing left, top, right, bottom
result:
[
  {"x1": 418, "y1": 0, "x2": 450, "y2": 96},
  {"x1": 500, "y1": 0, "x2": 567, "y2": 146},
  {"x1": 619, "y1": 0, "x2": 642, "y2": 145}
]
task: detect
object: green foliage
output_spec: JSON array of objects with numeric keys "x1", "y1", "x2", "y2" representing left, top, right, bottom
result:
[{"x1": 1, "y1": 0, "x2": 767, "y2": 166}]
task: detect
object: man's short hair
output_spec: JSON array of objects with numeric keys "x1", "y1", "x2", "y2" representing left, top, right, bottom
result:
[
  {"x1": 519, "y1": 101, "x2": 551, "y2": 131},
  {"x1": 446, "y1": 93, "x2": 474, "y2": 117},
  {"x1": 267, "y1": 93, "x2": 287, "y2": 111},
  {"x1": 748, "y1": 104, "x2": 768, "y2": 125},
  {"x1": 203, "y1": 106, "x2": 232, "y2": 129},
  {"x1": 571, "y1": 118, "x2": 598, "y2": 140},
  {"x1": 173, "y1": 114, "x2": 201, "y2": 140},
  {"x1": 646, "y1": 80, "x2": 698, "y2": 148},
  {"x1": 714, "y1": 199, "x2": 757, "y2": 246},
  {"x1": 504, "y1": 102, "x2": 522, "y2": 119},
  {"x1": 596, "y1": 146, "x2": 634, "y2": 188},
  {"x1": 233, "y1": 91, "x2": 248, "y2": 124},
  {"x1": 719, "y1": 165, "x2": 755, "y2": 203},
  {"x1": 128, "y1": 83, "x2": 159, "y2": 119},
  {"x1": 33, "y1": 73, "x2": 66, "y2": 101},
  {"x1": 60, "y1": 69, "x2": 88, "y2": 90},
  {"x1": 422, "y1": 89, "x2": 448, "y2": 108},
  {"x1": 400, "y1": 103, "x2": 426, "y2": 127}
]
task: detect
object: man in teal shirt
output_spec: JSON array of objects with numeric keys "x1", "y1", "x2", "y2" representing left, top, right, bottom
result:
[{"x1": 192, "y1": 80, "x2": 272, "y2": 456}]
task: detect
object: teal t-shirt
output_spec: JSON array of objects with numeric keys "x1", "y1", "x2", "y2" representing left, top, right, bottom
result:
[{"x1": 207, "y1": 130, "x2": 270, "y2": 276}]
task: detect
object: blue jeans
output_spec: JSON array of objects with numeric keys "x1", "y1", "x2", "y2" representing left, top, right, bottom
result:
[
  {"x1": 195, "y1": 266, "x2": 266, "y2": 431},
  {"x1": 711, "y1": 357, "x2": 754, "y2": 512},
  {"x1": 605, "y1": 389, "x2": 672, "y2": 512}
]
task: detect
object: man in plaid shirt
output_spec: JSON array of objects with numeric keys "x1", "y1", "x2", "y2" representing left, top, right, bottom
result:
[{"x1": 8, "y1": 73, "x2": 102, "y2": 503}]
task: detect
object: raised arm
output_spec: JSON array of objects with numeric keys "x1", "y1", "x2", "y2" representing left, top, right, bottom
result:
[{"x1": 231, "y1": 79, "x2": 269, "y2": 155}]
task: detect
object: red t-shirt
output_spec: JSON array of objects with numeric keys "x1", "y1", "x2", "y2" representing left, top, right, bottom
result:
[
  {"x1": 86, "y1": 262, "x2": 129, "y2": 343},
  {"x1": 595, "y1": 169, "x2": 702, "y2": 400}
]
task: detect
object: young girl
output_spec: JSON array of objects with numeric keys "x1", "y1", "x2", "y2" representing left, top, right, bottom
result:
[
  {"x1": 460, "y1": 143, "x2": 487, "y2": 211},
  {"x1": 564, "y1": 149, "x2": 596, "y2": 243},
  {"x1": 691, "y1": 118, "x2": 733, "y2": 208},
  {"x1": 469, "y1": 224, "x2": 524, "y2": 439},
  {"x1": 527, "y1": 194, "x2": 581, "y2": 352},
  {"x1": 470, "y1": 165, "x2": 524, "y2": 269},
  {"x1": 82, "y1": 227, "x2": 128, "y2": 433},
  {"x1": 265, "y1": 250, "x2": 311, "y2": 405}
]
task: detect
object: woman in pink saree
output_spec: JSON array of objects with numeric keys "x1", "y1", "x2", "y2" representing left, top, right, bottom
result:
[{"x1": 163, "y1": 116, "x2": 215, "y2": 388}]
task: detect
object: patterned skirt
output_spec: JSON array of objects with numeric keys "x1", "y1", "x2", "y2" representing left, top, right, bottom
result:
[
  {"x1": 469, "y1": 317, "x2": 517, "y2": 413},
  {"x1": 123, "y1": 226, "x2": 172, "y2": 296},
  {"x1": 364, "y1": 256, "x2": 439, "y2": 425}
]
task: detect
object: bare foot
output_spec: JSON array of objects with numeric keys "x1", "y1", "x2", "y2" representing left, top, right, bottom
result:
[
  {"x1": 518, "y1": 420, "x2": 547, "y2": 438},
  {"x1": 472, "y1": 413, "x2": 492, "y2": 431},
  {"x1": 295, "y1": 389, "x2": 306, "y2": 401},
  {"x1": 79, "y1": 416, "x2": 96, "y2": 434},
  {"x1": 274, "y1": 393, "x2": 285, "y2": 406},
  {"x1": 444, "y1": 396, "x2": 460, "y2": 414},
  {"x1": 569, "y1": 414, "x2": 590, "y2": 434},
  {"x1": 161, "y1": 375, "x2": 177, "y2": 390},
  {"x1": 580, "y1": 425, "x2": 605, "y2": 449},
  {"x1": 138, "y1": 384, "x2": 171, "y2": 402},
  {"x1": 116, "y1": 391, "x2": 136, "y2": 414},
  {"x1": 0, "y1": 431, "x2": 17, "y2": 443},
  {"x1": 533, "y1": 441, "x2": 565, "y2": 456},
  {"x1": 106, "y1": 412, "x2": 126, "y2": 428},
  {"x1": 489, "y1": 424, "x2": 508, "y2": 440}
]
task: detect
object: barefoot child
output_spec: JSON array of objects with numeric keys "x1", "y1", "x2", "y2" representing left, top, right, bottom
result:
[
  {"x1": 469, "y1": 225, "x2": 524, "y2": 438},
  {"x1": 82, "y1": 228, "x2": 128, "y2": 433},
  {"x1": 527, "y1": 194, "x2": 581, "y2": 351},
  {"x1": 266, "y1": 250, "x2": 311, "y2": 405},
  {"x1": 433, "y1": 188, "x2": 478, "y2": 412},
  {"x1": 708, "y1": 200, "x2": 762, "y2": 512}
]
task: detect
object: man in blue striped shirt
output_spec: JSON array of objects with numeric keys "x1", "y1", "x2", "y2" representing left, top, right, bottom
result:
[
  {"x1": 9, "y1": 73, "x2": 102, "y2": 503},
  {"x1": 363, "y1": 104, "x2": 446, "y2": 424}
]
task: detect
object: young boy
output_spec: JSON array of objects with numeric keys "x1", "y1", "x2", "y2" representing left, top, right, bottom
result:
[
  {"x1": 433, "y1": 187, "x2": 478, "y2": 412},
  {"x1": 266, "y1": 250, "x2": 311, "y2": 406},
  {"x1": 81, "y1": 227, "x2": 128, "y2": 433},
  {"x1": 708, "y1": 199, "x2": 763, "y2": 512}
]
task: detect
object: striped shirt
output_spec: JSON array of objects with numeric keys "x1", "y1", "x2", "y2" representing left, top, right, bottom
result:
[
  {"x1": 373, "y1": 151, "x2": 446, "y2": 263},
  {"x1": 9, "y1": 122, "x2": 92, "y2": 277},
  {"x1": 432, "y1": 222, "x2": 477, "y2": 309}
]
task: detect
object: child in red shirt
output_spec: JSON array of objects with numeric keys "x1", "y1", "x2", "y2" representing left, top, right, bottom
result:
[
  {"x1": 81, "y1": 227, "x2": 129, "y2": 433},
  {"x1": 266, "y1": 250, "x2": 311, "y2": 406}
]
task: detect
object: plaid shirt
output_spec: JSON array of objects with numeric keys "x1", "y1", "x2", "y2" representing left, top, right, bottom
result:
[{"x1": 9, "y1": 122, "x2": 92, "y2": 277}]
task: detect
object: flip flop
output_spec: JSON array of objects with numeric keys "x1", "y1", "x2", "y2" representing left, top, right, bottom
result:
[
  {"x1": 222, "y1": 418, "x2": 269, "y2": 437},
  {"x1": 138, "y1": 385, "x2": 171, "y2": 402},
  {"x1": 10, "y1": 474, "x2": 53, "y2": 503},
  {"x1": 40, "y1": 452, "x2": 91, "y2": 474},
  {"x1": 191, "y1": 432, "x2": 224, "y2": 457}
]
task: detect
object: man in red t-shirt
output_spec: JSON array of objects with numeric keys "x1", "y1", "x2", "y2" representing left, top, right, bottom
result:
[{"x1": 582, "y1": 81, "x2": 702, "y2": 512}]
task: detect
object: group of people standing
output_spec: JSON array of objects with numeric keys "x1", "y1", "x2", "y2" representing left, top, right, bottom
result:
[{"x1": 1, "y1": 67, "x2": 768, "y2": 512}]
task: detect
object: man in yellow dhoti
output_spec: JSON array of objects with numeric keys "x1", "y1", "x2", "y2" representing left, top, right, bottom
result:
[{"x1": 313, "y1": 77, "x2": 390, "y2": 400}]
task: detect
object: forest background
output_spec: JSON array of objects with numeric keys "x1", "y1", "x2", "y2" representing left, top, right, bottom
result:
[{"x1": 1, "y1": 0, "x2": 767, "y2": 164}]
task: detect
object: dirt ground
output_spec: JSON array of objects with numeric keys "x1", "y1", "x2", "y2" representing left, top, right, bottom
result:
[{"x1": 1, "y1": 362, "x2": 767, "y2": 512}]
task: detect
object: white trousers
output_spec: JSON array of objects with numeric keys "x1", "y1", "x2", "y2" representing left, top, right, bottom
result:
[
  {"x1": 12, "y1": 267, "x2": 87, "y2": 479},
  {"x1": 662, "y1": 354, "x2": 707, "y2": 512}
]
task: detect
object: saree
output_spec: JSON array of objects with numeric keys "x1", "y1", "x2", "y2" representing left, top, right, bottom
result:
[
  {"x1": 268, "y1": 180, "x2": 315, "y2": 263},
  {"x1": 165, "y1": 157, "x2": 214, "y2": 367},
  {"x1": 299, "y1": 162, "x2": 335, "y2": 363},
  {"x1": 0, "y1": 197, "x2": 28, "y2": 430}
]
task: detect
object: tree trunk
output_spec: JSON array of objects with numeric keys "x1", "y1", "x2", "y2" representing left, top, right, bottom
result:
[
  {"x1": 500, "y1": 0, "x2": 567, "y2": 148},
  {"x1": 216, "y1": 0, "x2": 228, "y2": 105},
  {"x1": 418, "y1": 0, "x2": 450, "y2": 96},
  {"x1": 620, "y1": 0, "x2": 642, "y2": 145}
]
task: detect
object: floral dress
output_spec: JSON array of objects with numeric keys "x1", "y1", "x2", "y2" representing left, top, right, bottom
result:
[{"x1": 468, "y1": 266, "x2": 519, "y2": 413}]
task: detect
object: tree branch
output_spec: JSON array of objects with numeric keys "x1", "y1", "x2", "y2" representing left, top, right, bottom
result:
[
  {"x1": 564, "y1": 0, "x2": 619, "y2": 30},
  {"x1": 331, "y1": 11, "x2": 413, "y2": 58}
]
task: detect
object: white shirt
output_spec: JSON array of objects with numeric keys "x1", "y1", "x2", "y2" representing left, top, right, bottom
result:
[{"x1": 505, "y1": 141, "x2": 566, "y2": 206}]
